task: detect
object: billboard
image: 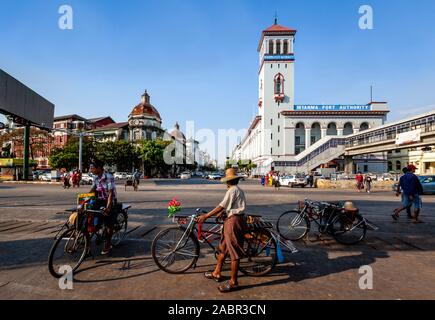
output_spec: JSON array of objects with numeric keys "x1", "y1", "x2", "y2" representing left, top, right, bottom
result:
[
  {"x1": 395, "y1": 129, "x2": 421, "y2": 146},
  {"x1": 0, "y1": 69, "x2": 54, "y2": 129}
]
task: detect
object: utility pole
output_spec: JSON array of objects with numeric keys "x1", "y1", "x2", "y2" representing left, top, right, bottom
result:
[
  {"x1": 78, "y1": 132, "x2": 83, "y2": 172},
  {"x1": 23, "y1": 122, "x2": 30, "y2": 180}
]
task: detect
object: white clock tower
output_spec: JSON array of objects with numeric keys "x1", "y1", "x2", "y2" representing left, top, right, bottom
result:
[{"x1": 258, "y1": 19, "x2": 297, "y2": 159}]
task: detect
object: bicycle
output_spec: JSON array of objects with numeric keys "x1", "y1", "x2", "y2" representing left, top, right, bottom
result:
[
  {"x1": 151, "y1": 209, "x2": 278, "y2": 277},
  {"x1": 48, "y1": 199, "x2": 131, "y2": 278},
  {"x1": 276, "y1": 199, "x2": 368, "y2": 245}
]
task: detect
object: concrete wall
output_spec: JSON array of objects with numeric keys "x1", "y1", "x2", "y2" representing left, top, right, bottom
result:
[{"x1": 316, "y1": 179, "x2": 396, "y2": 190}]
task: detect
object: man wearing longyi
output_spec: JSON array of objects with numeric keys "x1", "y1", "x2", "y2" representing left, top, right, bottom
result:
[{"x1": 196, "y1": 168, "x2": 247, "y2": 293}]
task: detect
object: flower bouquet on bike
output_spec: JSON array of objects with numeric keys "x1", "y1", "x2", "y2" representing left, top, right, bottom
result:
[
  {"x1": 152, "y1": 203, "x2": 279, "y2": 277},
  {"x1": 48, "y1": 193, "x2": 130, "y2": 278}
]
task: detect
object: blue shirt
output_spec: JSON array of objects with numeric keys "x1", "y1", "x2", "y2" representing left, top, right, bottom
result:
[{"x1": 399, "y1": 173, "x2": 423, "y2": 196}]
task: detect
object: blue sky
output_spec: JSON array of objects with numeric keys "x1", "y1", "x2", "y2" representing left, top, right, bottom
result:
[{"x1": 1, "y1": 0, "x2": 435, "y2": 162}]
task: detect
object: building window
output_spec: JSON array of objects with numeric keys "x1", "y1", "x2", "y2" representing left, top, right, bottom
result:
[
  {"x1": 271, "y1": 148, "x2": 273, "y2": 155},
  {"x1": 283, "y1": 40, "x2": 289, "y2": 54},
  {"x1": 270, "y1": 64, "x2": 273, "y2": 69},
  {"x1": 276, "y1": 40, "x2": 281, "y2": 54},
  {"x1": 295, "y1": 136, "x2": 301, "y2": 145},
  {"x1": 285, "y1": 64, "x2": 287, "y2": 68},
  {"x1": 278, "y1": 140, "x2": 280, "y2": 147},
  {"x1": 271, "y1": 133, "x2": 273, "y2": 140},
  {"x1": 278, "y1": 113, "x2": 280, "y2": 119},
  {"x1": 269, "y1": 40, "x2": 274, "y2": 54},
  {"x1": 271, "y1": 119, "x2": 273, "y2": 125},
  {"x1": 274, "y1": 73, "x2": 285, "y2": 95},
  {"x1": 278, "y1": 125, "x2": 280, "y2": 132},
  {"x1": 396, "y1": 160, "x2": 401, "y2": 171},
  {"x1": 388, "y1": 161, "x2": 393, "y2": 171},
  {"x1": 278, "y1": 64, "x2": 280, "y2": 69}
]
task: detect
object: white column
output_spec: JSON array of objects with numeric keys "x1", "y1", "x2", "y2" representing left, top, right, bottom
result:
[
  {"x1": 305, "y1": 128, "x2": 311, "y2": 149},
  {"x1": 321, "y1": 128, "x2": 327, "y2": 139},
  {"x1": 337, "y1": 128, "x2": 344, "y2": 136}
]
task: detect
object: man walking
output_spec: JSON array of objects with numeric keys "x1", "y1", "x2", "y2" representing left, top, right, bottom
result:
[
  {"x1": 197, "y1": 168, "x2": 246, "y2": 292},
  {"x1": 393, "y1": 164, "x2": 423, "y2": 223}
]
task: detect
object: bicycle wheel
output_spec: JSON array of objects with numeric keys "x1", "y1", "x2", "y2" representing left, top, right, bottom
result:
[
  {"x1": 151, "y1": 226, "x2": 200, "y2": 274},
  {"x1": 112, "y1": 212, "x2": 128, "y2": 247},
  {"x1": 277, "y1": 210, "x2": 310, "y2": 241},
  {"x1": 239, "y1": 229, "x2": 277, "y2": 277},
  {"x1": 48, "y1": 228, "x2": 89, "y2": 278},
  {"x1": 331, "y1": 213, "x2": 367, "y2": 245}
]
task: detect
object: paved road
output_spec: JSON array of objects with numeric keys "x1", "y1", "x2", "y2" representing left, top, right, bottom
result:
[{"x1": 1, "y1": 179, "x2": 435, "y2": 299}]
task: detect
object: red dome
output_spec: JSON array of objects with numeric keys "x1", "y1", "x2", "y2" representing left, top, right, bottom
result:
[
  {"x1": 130, "y1": 103, "x2": 161, "y2": 120},
  {"x1": 130, "y1": 90, "x2": 162, "y2": 121}
]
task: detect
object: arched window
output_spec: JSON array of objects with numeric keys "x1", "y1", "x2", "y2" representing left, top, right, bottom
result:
[
  {"x1": 276, "y1": 40, "x2": 281, "y2": 54},
  {"x1": 311, "y1": 123, "x2": 321, "y2": 145},
  {"x1": 343, "y1": 123, "x2": 354, "y2": 136},
  {"x1": 388, "y1": 161, "x2": 393, "y2": 172},
  {"x1": 360, "y1": 122, "x2": 369, "y2": 131},
  {"x1": 274, "y1": 73, "x2": 285, "y2": 95},
  {"x1": 295, "y1": 122, "x2": 306, "y2": 155},
  {"x1": 283, "y1": 40, "x2": 289, "y2": 54},
  {"x1": 268, "y1": 40, "x2": 274, "y2": 55},
  {"x1": 327, "y1": 122, "x2": 338, "y2": 135}
]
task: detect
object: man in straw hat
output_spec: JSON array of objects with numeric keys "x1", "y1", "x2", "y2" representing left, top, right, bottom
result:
[{"x1": 196, "y1": 168, "x2": 247, "y2": 292}]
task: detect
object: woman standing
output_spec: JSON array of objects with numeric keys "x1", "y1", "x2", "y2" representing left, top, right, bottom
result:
[{"x1": 355, "y1": 172, "x2": 364, "y2": 192}]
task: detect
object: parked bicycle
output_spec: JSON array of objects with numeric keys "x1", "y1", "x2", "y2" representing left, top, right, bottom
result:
[
  {"x1": 276, "y1": 199, "x2": 368, "y2": 245},
  {"x1": 48, "y1": 196, "x2": 130, "y2": 278},
  {"x1": 151, "y1": 209, "x2": 278, "y2": 276}
]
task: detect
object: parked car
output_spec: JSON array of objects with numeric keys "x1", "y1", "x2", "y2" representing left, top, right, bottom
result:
[
  {"x1": 279, "y1": 175, "x2": 307, "y2": 188},
  {"x1": 114, "y1": 172, "x2": 127, "y2": 180},
  {"x1": 180, "y1": 172, "x2": 192, "y2": 180},
  {"x1": 208, "y1": 173, "x2": 223, "y2": 180},
  {"x1": 80, "y1": 173, "x2": 94, "y2": 185},
  {"x1": 39, "y1": 173, "x2": 51, "y2": 181},
  {"x1": 393, "y1": 175, "x2": 435, "y2": 195}
]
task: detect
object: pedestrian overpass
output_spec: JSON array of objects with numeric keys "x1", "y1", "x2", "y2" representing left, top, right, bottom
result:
[{"x1": 274, "y1": 110, "x2": 435, "y2": 174}]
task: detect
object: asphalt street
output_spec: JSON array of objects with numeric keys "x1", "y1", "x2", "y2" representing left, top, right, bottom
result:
[{"x1": 1, "y1": 179, "x2": 434, "y2": 300}]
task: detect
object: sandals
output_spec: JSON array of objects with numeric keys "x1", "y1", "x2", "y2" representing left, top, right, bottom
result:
[
  {"x1": 218, "y1": 281, "x2": 239, "y2": 293},
  {"x1": 204, "y1": 271, "x2": 223, "y2": 282}
]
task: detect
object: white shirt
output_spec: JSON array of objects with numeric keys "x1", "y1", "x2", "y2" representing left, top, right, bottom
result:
[{"x1": 219, "y1": 185, "x2": 247, "y2": 218}]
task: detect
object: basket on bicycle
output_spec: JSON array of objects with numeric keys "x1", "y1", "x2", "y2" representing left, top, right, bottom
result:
[
  {"x1": 341, "y1": 201, "x2": 359, "y2": 221},
  {"x1": 245, "y1": 215, "x2": 273, "y2": 231}
]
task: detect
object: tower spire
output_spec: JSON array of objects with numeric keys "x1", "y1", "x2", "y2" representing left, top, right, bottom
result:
[{"x1": 274, "y1": 11, "x2": 278, "y2": 25}]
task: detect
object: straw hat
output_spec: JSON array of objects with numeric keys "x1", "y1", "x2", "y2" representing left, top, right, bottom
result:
[
  {"x1": 343, "y1": 201, "x2": 357, "y2": 211},
  {"x1": 221, "y1": 168, "x2": 242, "y2": 183}
]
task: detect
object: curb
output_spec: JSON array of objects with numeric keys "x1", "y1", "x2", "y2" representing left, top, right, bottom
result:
[{"x1": 2, "y1": 181, "x2": 62, "y2": 185}]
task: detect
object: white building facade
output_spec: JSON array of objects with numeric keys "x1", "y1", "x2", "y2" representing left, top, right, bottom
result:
[{"x1": 232, "y1": 21, "x2": 390, "y2": 175}]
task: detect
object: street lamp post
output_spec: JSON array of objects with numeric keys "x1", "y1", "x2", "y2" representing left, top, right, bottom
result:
[{"x1": 78, "y1": 132, "x2": 83, "y2": 172}]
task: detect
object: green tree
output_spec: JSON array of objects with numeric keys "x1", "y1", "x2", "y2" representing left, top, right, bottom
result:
[
  {"x1": 138, "y1": 139, "x2": 172, "y2": 177},
  {"x1": 96, "y1": 140, "x2": 139, "y2": 172},
  {"x1": 49, "y1": 137, "x2": 97, "y2": 170}
]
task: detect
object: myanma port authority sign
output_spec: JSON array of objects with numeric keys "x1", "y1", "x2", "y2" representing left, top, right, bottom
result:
[{"x1": 294, "y1": 105, "x2": 372, "y2": 111}]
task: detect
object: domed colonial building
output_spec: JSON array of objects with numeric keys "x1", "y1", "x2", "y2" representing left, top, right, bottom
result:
[{"x1": 129, "y1": 90, "x2": 165, "y2": 142}]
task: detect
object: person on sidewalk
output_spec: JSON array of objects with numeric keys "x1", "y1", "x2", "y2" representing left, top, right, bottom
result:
[
  {"x1": 364, "y1": 174, "x2": 372, "y2": 193},
  {"x1": 356, "y1": 172, "x2": 364, "y2": 192},
  {"x1": 197, "y1": 168, "x2": 247, "y2": 293},
  {"x1": 393, "y1": 164, "x2": 423, "y2": 223}
]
